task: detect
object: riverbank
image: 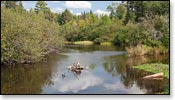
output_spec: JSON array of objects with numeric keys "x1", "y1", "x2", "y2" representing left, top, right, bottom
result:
[{"x1": 133, "y1": 63, "x2": 169, "y2": 78}]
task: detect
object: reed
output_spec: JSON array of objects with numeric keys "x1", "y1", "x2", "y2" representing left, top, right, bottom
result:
[{"x1": 125, "y1": 45, "x2": 168, "y2": 56}]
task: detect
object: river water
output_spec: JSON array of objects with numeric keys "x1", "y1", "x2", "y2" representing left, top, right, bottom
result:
[{"x1": 1, "y1": 45, "x2": 169, "y2": 94}]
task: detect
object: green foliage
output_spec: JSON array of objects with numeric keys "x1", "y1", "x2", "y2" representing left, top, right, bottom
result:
[
  {"x1": 1, "y1": 8, "x2": 64, "y2": 64},
  {"x1": 34, "y1": 1, "x2": 56, "y2": 22},
  {"x1": 116, "y1": 4, "x2": 127, "y2": 20},
  {"x1": 34, "y1": 1, "x2": 48, "y2": 13},
  {"x1": 154, "y1": 15, "x2": 169, "y2": 31},
  {"x1": 1, "y1": 1, "x2": 26, "y2": 13},
  {"x1": 107, "y1": 2, "x2": 118, "y2": 19},
  {"x1": 3, "y1": 1, "x2": 17, "y2": 9},
  {"x1": 113, "y1": 29, "x2": 129, "y2": 46},
  {"x1": 58, "y1": 9, "x2": 73, "y2": 25},
  {"x1": 145, "y1": 39, "x2": 162, "y2": 47},
  {"x1": 160, "y1": 33, "x2": 169, "y2": 48},
  {"x1": 99, "y1": 15, "x2": 111, "y2": 25},
  {"x1": 124, "y1": 1, "x2": 169, "y2": 24},
  {"x1": 94, "y1": 38, "x2": 102, "y2": 44}
]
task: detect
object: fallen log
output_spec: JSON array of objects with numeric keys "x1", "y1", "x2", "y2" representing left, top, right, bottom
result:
[{"x1": 142, "y1": 72, "x2": 164, "y2": 79}]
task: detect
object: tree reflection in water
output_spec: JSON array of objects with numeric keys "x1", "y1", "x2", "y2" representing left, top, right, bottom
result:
[
  {"x1": 1, "y1": 54, "x2": 67, "y2": 94},
  {"x1": 103, "y1": 54, "x2": 169, "y2": 94},
  {"x1": 1, "y1": 64, "x2": 53, "y2": 94}
]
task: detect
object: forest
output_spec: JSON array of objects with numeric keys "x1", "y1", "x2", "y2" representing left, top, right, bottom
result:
[{"x1": 1, "y1": 1, "x2": 169, "y2": 65}]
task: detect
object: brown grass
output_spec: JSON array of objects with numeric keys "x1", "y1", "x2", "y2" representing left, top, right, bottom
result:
[{"x1": 125, "y1": 45, "x2": 168, "y2": 56}]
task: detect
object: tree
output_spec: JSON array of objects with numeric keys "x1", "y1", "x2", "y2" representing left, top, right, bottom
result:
[
  {"x1": 123, "y1": 1, "x2": 143, "y2": 24},
  {"x1": 116, "y1": 4, "x2": 127, "y2": 20},
  {"x1": 3, "y1": 1, "x2": 17, "y2": 9},
  {"x1": 34, "y1": 1, "x2": 49, "y2": 13},
  {"x1": 107, "y1": 2, "x2": 118, "y2": 19},
  {"x1": 15, "y1": 1, "x2": 25, "y2": 12},
  {"x1": 57, "y1": 13, "x2": 64, "y2": 25},
  {"x1": 144, "y1": 1, "x2": 169, "y2": 19},
  {"x1": 89, "y1": 11, "x2": 97, "y2": 23},
  {"x1": 60, "y1": 9, "x2": 73, "y2": 25},
  {"x1": 34, "y1": 1, "x2": 55, "y2": 22},
  {"x1": 18, "y1": 1, "x2": 23, "y2": 9},
  {"x1": 100, "y1": 15, "x2": 111, "y2": 25},
  {"x1": 82, "y1": 11, "x2": 86, "y2": 20},
  {"x1": 2, "y1": 1, "x2": 25, "y2": 13},
  {"x1": 133, "y1": 1, "x2": 144, "y2": 21}
]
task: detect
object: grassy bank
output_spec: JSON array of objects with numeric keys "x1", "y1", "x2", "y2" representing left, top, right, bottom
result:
[
  {"x1": 100, "y1": 42, "x2": 113, "y2": 46},
  {"x1": 74, "y1": 41, "x2": 94, "y2": 45},
  {"x1": 65, "y1": 41, "x2": 94, "y2": 45},
  {"x1": 133, "y1": 63, "x2": 169, "y2": 78}
]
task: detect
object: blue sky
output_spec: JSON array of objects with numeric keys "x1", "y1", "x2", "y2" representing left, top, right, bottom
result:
[{"x1": 22, "y1": 1, "x2": 122, "y2": 15}]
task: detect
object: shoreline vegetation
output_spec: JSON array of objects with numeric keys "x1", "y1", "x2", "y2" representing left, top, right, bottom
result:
[{"x1": 125, "y1": 44, "x2": 168, "y2": 56}]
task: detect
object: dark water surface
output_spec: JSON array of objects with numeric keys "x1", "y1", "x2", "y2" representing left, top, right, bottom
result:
[{"x1": 1, "y1": 45, "x2": 169, "y2": 94}]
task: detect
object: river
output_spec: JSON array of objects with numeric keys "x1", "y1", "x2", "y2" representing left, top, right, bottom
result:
[{"x1": 1, "y1": 45, "x2": 169, "y2": 94}]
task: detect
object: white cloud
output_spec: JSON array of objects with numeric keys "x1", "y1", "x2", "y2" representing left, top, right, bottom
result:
[
  {"x1": 65, "y1": 1, "x2": 91, "y2": 9},
  {"x1": 75, "y1": 13, "x2": 81, "y2": 16},
  {"x1": 51, "y1": 7, "x2": 64, "y2": 13},
  {"x1": 26, "y1": 9, "x2": 30, "y2": 11},
  {"x1": 51, "y1": 72, "x2": 103, "y2": 93},
  {"x1": 94, "y1": 10, "x2": 110, "y2": 16}
]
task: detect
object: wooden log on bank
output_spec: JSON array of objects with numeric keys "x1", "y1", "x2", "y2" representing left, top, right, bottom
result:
[{"x1": 142, "y1": 72, "x2": 164, "y2": 80}]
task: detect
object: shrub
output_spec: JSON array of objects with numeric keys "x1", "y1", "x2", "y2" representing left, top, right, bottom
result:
[{"x1": 1, "y1": 8, "x2": 64, "y2": 64}]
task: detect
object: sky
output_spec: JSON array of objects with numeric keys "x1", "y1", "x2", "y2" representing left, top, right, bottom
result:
[{"x1": 22, "y1": 1, "x2": 122, "y2": 16}]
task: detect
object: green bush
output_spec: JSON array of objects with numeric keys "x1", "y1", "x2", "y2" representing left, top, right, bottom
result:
[
  {"x1": 1, "y1": 8, "x2": 64, "y2": 64},
  {"x1": 94, "y1": 38, "x2": 101, "y2": 44},
  {"x1": 145, "y1": 39, "x2": 162, "y2": 47}
]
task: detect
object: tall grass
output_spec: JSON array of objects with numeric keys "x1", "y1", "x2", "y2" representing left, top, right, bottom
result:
[{"x1": 125, "y1": 44, "x2": 168, "y2": 56}]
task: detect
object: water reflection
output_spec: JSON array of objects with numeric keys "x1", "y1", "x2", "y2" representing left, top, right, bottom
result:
[
  {"x1": 103, "y1": 54, "x2": 169, "y2": 94},
  {"x1": 43, "y1": 71, "x2": 103, "y2": 93},
  {"x1": 1, "y1": 54, "x2": 67, "y2": 94},
  {"x1": 103, "y1": 82, "x2": 146, "y2": 94},
  {"x1": 1, "y1": 45, "x2": 169, "y2": 94},
  {"x1": 1, "y1": 64, "x2": 53, "y2": 94}
]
